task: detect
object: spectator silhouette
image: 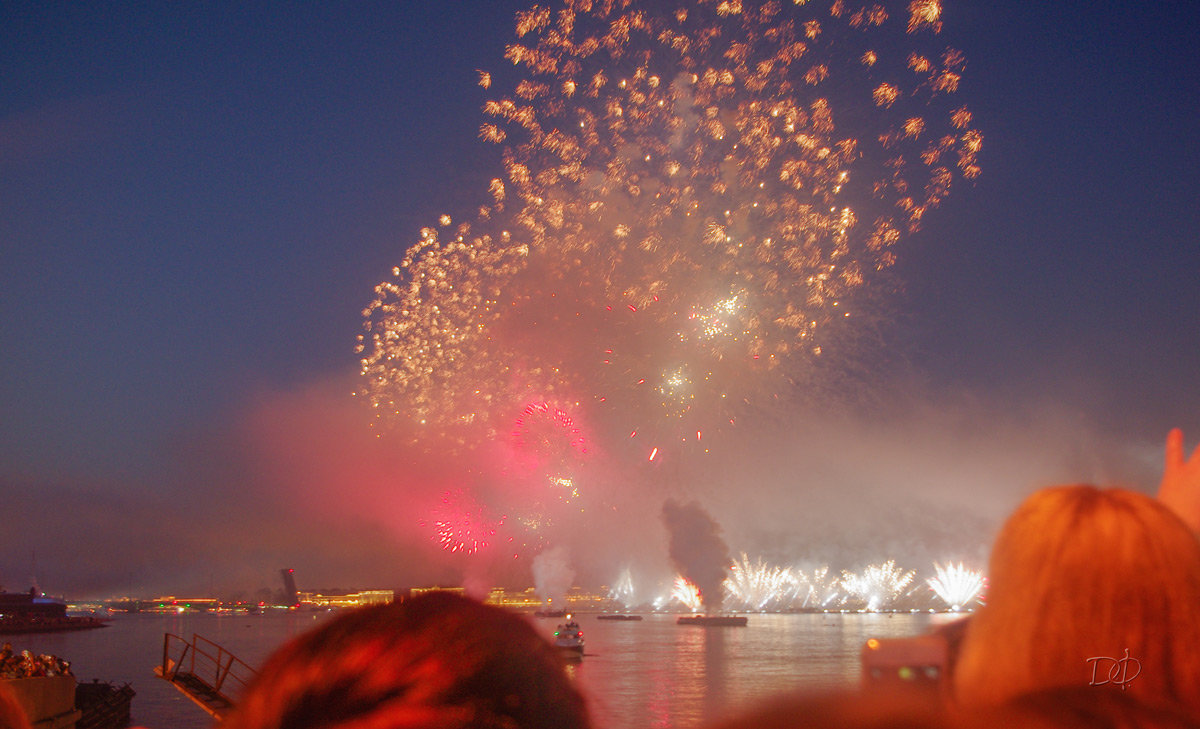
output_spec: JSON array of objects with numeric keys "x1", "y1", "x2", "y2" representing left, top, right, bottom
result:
[
  {"x1": 0, "y1": 681, "x2": 32, "y2": 729},
  {"x1": 222, "y1": 591, "x2": 590, "y2": 729},
  {"x1": 1157, "y1": 428, "x2": 1200, "y2": 533},
  {"x1": 953, "y1": 484, "x2": 1200, "y2": 717},
  {"x1": 703, "y1": 685, "x2": 1200, "y2": 729}
]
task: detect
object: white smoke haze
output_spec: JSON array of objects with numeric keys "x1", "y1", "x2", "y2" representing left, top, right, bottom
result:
[
  {"x1": 532, "y1": 545, "x2": 575, "y2": 607},
  {"x1": 0, "y1": 371, "x2": 1172, "y2": 600}
]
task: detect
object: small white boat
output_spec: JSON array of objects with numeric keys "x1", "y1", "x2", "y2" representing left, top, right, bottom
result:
[{"x1": 554, "y1": 618, "x2": 585, "y2": 656}]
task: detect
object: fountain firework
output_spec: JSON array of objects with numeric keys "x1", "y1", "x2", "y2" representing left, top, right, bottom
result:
[
  {"x1": 927, "y1": 561, "x2": 984, "y2": 610},
  {"x1": 841, "y1": 560, "x2": 915, "y2": 611},
  {"x1": 672, "y1": 575, "x2": 704, "y2": 612},
  {"x1": 725, "y1": 553, "x2": 798, "y2": 611},
  {"x1": 795, "y1": 565, "x2": 844, "y2": 609},
  {"x1": 609, "y1": 566, "x2": 638, "y2": 608}
]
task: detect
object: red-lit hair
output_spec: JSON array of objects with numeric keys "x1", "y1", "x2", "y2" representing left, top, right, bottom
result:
[
  {"x1": 222, "y1": 592, "x2": 589, "y2": 729},
  {"x1": 0, "y1": 681, "x2": 32, "y2": 729},
  {"x1": 954, "y1": 485, "x2": 1200, "y2": 717}
]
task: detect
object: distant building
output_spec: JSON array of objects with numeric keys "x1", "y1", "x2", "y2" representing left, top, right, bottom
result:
[
  {"x1": 402, "y1": 586, "x2": 616, "y2": 611},
  {"x1": 280, "y1": 568, "x2": 299, "y2": 606},
  {"x1": 297, "y1": 589, "x2": 394, "y2": 608},
  {"x1": 146, "y1": 597, "x2": 221, "y2": 612},
  {"x1": 409, "y1": 586, "x2": 466, "y2": 599}
]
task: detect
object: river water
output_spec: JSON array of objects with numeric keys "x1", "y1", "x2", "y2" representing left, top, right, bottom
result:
[{"x1": 9, "y1": 610, "x2": 954, "y2": 729}]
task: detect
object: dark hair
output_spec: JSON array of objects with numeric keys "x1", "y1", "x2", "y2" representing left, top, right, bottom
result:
[{"x1": 222, "y1": 592, "x2": 590, "y2": 729}]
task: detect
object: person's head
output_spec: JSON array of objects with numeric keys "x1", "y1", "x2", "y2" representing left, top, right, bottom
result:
[
  {"x1": 703, "y1": 690, "x2": 954, "y2": 729},
  {"x1": 1005, "y1": 686, "x2": 1200, "y2": 729},
  {"x1": 954, "y1": 485, "x2": 1200, "y2": 716},
  {"x1": 704, "y1": 686, "x2": 1200, "y2": 729},
  {"x1": 0, "y1": 681, "x2": 32, "y2": 729},
  {"x1": 222, "y1": 592, "x2": 590, "y2": 729}
]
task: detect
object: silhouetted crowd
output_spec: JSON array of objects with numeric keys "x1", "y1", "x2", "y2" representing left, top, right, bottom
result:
[{"x1": 0, "y1": 643, "x2": 72, "y2": 679}]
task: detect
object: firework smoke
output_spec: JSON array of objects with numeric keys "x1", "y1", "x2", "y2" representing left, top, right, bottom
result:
[
  {"x1": 662, "y1": 498, "x2": 731, "y2": 612},
  {"x1": 359, "y1": 0, "x2": 982, "y2": 451},
  {"x1": 532, "y1": 545, "x2": 575, "y2": 606},
  {"x1": 353, "y1": 0, "x2": 984, "y2": 585}
]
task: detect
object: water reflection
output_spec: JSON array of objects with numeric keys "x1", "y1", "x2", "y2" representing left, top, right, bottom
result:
[
  {"x1": 701, "y1": 626, "x2": 728, "y2": 722},
  {"x1": 12, "y1": 610, "x2": 941, "y2": 729},
  {"x1": 562, "y1": 612, "x2": 935, "y2": 729}
]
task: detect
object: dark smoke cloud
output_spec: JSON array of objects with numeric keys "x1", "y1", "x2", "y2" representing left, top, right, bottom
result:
[{"x1": 661, "y1": 498, "x2": 731, "y2": 612}]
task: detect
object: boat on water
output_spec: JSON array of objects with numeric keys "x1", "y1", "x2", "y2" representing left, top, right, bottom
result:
[
  {"x1": 677, "y1": 615, "x2": 748, "y2": 627},
  {"x1": 596, "y1": 614, "x2": 642, "y2": 621},
  {"x1": 553, "y1": 618, "x2": 585, "y2": 657},
  {"x1": 0, "y1": 589, "x2": 107, "y2": 635}
]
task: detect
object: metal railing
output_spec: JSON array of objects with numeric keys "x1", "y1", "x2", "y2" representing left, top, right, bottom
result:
[{"x1": 159, "y1": 633, "x2": 256, "y2": 713}]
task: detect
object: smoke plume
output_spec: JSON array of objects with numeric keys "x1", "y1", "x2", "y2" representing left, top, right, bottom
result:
[
  {"x1": 532, "y1": 546, "x2": 575, "y2": 607},
  {"x1": 661, "y1": 498, "x2": 731, "y2": 613}
]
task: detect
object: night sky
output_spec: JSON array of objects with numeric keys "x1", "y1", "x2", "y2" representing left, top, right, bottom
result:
[{"x1": 2, "y1": 1, "x2": 1198, "y2": 599}]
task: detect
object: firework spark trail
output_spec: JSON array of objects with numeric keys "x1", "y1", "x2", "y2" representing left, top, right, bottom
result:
[
  {"x1": 927, "y1": 561, "x2": 984, "y2": 610},
  {"x1": 483, "y1": 0, "x2": 983, "y2": 451},
  {"x1": 609, "y1": 566, "x2": 638, "y2": 608},
  {"x1": 672, "y1": 575, "x2": 704, "y2": 612},
  {"x1": 725, "y1": 553, "x2": 798, "y2": 611},
  {"x1": 420, "y1": 489, "x2": 505, "y2": 555},
  {"x1": 510, "y1": 400, "x2": 591, "y2": 504},
  {"x1": 358, "y1": 0, "x2": 981, "y2": 562},
  {"x1": 795, "y1": 565, "x2": 843, "y2": 608},
  {"x1": 841, "y1": 559, "x2": 915, "y2": 611},
  {"x1": 359, "y1": 0, "x2": 981, "y2": 455}
]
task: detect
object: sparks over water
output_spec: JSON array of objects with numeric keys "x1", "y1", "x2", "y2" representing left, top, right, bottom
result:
[
  {"x1": 927, "y1": 561, "x2": 985, "y2": 610},
  {"x1": 725, "y1": 553, "x2": 799, "y2": 611},
  {"x1": 841, "y1": 560, "x2": 916, "y2": 611}
]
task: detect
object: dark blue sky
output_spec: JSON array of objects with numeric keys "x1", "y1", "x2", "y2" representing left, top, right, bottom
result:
[{"x1": 2, "y1": 1, "x2": 1198, "y2": 597}]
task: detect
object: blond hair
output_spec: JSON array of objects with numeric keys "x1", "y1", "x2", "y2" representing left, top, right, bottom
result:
[{"x1": 955, "y1": 485, "x2": 1200, "y2": 716}]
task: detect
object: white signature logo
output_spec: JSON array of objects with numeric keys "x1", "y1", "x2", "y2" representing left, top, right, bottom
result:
[{"x1": 1086, "y1": 648, "x2": 1141, "y2": 690}]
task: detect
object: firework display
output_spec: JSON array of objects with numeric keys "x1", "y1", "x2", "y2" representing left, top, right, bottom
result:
[
  {"x1": 725, "y1": 553, "x2": 799, "y2": 611},
  {"x1": 795, "y1": 565, "x2": 842, "y2": 609},
  {"x1": 648, "y1": 558, "x2": 983, "y2": 612},
  {"x1": 359, "y1": 0, "x2": 979, "y2": 450},
  {"x1": 357, "y1": 1, "x2": 980, "y2": 567},
  {"x1": 839, "y1": 560, "x2": 915, "y2": 611},
  {"x1": 419, "y1": 489, "x2": 506, "y2": 555},
  {"x1": 926, "y1": 561, "x2": 985, "y2": 610},
  {"x1": 672, "y1": 575, "x2": 704, "y2": 612}
]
